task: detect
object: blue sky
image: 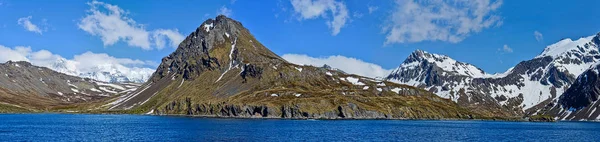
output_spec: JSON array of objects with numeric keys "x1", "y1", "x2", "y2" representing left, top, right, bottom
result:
[{"x1": 1, "y1": 0, "x2": 600, "y2": 78}]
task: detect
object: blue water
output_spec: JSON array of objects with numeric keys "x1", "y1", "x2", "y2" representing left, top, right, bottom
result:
[{"x1": 1, "y1": 114, "x2": 599, "y2": 141}]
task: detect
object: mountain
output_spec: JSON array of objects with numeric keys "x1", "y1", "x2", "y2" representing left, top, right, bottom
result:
[
  {"x1": 0, "y1": 61, "x2": 138, "y2": 112},
  {"x1": 106, "y1": 15, "x2": 477, "y2": 119},
  {"x1": 46, "y1": 58, "x2": 154, "y2": 83},
  {"x1": 386, "y1": 34, "x2": 600, "y2": 117},
  {"x1": 539, "y1": 62, "x2": 600, "y2": 120}
]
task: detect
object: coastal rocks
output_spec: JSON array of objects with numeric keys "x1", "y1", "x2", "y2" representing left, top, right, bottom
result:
[{"x1": 154, "y1": 98, "x2": 471, "y2": 120}]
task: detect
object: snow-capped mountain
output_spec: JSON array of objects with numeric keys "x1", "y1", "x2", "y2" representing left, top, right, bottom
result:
[
  {"x1": 386, "y1": 33, "x2": 600, "y2": 117},
  {"x1": 541, "y1": 62, "x2": 600, "y2": 121},
  {"x1": 45, "y1": 58, "x2": 154, "y2": 83}
]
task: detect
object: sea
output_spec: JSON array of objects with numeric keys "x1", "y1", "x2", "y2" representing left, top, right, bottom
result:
[{"x1": 0, "y1": 114, "x2": 599, "y2": 141}]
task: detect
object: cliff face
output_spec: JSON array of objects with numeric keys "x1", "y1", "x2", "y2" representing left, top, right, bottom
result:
[{"x1": 107, "y1": 15, "x2": 478, "y2": 120}]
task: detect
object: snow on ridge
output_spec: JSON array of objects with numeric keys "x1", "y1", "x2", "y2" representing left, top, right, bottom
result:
[
  {"x1": 396, "y1": 50, "x2": 490, "y2": 78},
  {"x1": 536, "y1": 35, "x2": 595, "y2": 59},
  {"x1": 96, "y1": 82, "x2": 126, "y2": 90}
]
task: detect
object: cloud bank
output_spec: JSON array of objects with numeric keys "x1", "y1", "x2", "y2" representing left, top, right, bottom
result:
[{"x1": 282, "y1": 54, "x2": 392, "y2": 78}]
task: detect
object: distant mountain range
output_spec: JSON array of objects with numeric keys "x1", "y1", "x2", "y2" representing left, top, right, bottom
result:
[
  {"x1": 0, "y1": 61, "x2": 138, "y2": 112},
  {"x1": 47, "y1": 58, "x2": 153, "y2": 83},
  {"x1": 386, "y1": 33, "x2": 600, "y2": 120}
]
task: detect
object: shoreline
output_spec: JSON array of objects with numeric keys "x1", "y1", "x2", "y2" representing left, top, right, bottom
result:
[{"x1": 0, "y1": 112, "x2": 575, "y2": 122}]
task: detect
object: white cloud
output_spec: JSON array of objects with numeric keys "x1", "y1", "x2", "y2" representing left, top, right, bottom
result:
[
  {"x1": 78, "y1": 0, "x2": 184, "y2": 50},
  {"x1": 282, "y1": 54, "x2": 392, "y2": 78},
  {"x1": 217, "y1": 6, "x2": 233, "y2": 17},
  {"x1": 499, "y1": 44, "x2": 512, "y2": 53},
  {"x1": 0, "y1": 45, "x2": 155, "y2": 82},
  {"x1": 534, "y1": 31, "x2": 543, "y2": 42},
  {"x1": 368, "y1": 6, "x2": 378, "y2": 14},
  {"x1": 153, "y1": 29, "x2": 184, "y2": 49},
  {"x1": 383, "y1": 0, "x2": 503, "y2": 44},
  {"x1": 290, "y1": 0, "x2": 349, "y2": 36},
  {"x1": 0, "y1": 45, "x2": 30, "y2": 62},
  {"x1": 353, "y1": 12, "x2": 363, "y2": 18},
  {"x1": 17, "y1": 16, "x2": 43, "y2": 34}
]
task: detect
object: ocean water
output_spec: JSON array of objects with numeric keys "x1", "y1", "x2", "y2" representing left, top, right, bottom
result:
[{"x1": 0, "y1": 114, "x2": 599, "y2": 141}]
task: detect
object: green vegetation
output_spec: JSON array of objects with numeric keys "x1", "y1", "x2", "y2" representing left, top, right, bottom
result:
[
  {"x1": 0, "y1": 103, "x2": 32, "y2": 113},
  {"x1": 528, "y1": 115, "x2": 556, "y2": 122}
]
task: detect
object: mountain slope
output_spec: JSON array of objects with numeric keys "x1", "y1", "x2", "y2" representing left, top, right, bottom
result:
[
  {"x1": 107, "y1": 15, "x2": 478, "y2": 119},
  {"x1": 0, "y1": 61, "x2": 138, "y2": 111},
  {"x1": 387, "y1": 34, "x2": 600, "y2": 117},
  {"x1": 540, "y1": 63, "x2": 600, "y2": 120}
]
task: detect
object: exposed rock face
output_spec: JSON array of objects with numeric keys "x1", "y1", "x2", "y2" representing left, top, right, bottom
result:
[
  {"x1": 386, "y1": 34, "x2": 600, "y2": 117},
  {"x1": 0, "y1": 61, "x2": 138, "y2": 111},
  {"x1": 540, "y1": 63, "x2": 600, "y2": 120},
  {"x1": 108, "y1": 15, "x2": 477, "y2": 120},
  {"x1": 156, "y1": 97, "x2": 471, "y2": 120}
]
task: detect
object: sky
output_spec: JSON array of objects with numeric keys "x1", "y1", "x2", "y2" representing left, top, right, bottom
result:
[{"x1": 1, "y1": 0, "x2": 600, "y2": 78}]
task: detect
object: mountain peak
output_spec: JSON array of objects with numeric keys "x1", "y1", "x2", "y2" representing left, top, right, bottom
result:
[
  {"x1": 394, "y1": 50, "x2": 488, "y2": 78},
  {"x1": 536, "y1": 34, "x2": 597, "y2": 59},
  {"x1": 198, "y1": 15, "x2": 243, "y2": 36},
  {"x1": 149, "y1": 16, "x2": 283, "y2": 82}
]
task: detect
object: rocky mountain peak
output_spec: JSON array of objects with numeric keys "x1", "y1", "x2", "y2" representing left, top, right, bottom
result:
[
  {"x1": 149, "y1": 15, "x2": 282, "y2": 82},
  {"x1": 396, "y1": 49, "x2": 487, "y2": 78}
]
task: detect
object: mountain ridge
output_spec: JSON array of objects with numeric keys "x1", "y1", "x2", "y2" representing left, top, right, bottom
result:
[
  {"x1": 0, "y1": 60, "x2": 138, "y2": 112},
  {"x1": 386, "y1": 32, "x2": 600, "y2": 118}
]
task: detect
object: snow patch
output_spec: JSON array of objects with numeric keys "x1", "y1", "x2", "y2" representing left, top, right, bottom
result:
[
  {"x1": 146, "y1": 109, "x2": 154, "y2": 115},
  {"x1": 203, "y1": 23, "x2": 214, "y2": 32},
  {"x1": 90, "y1": 88, "x2": 101, "y2": 92},
  {"x1": 216, "y1": 38, "x2": 237, "y2": 82},
  {"x1": 391, "y1": 88, "x2": 403, "y2": 94},
  {"x1": 178, "y1": 79, "x2": 185, "y2": 88},
  {"x1": 99, "y1": 87, "x2": 117, "y2": 94},
  {"x1": 96, "y1": 82, "x2": 126, "y2": 90},
  {"x1": 346, "y1": 77, "x2": 365, "y2": 85}
]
